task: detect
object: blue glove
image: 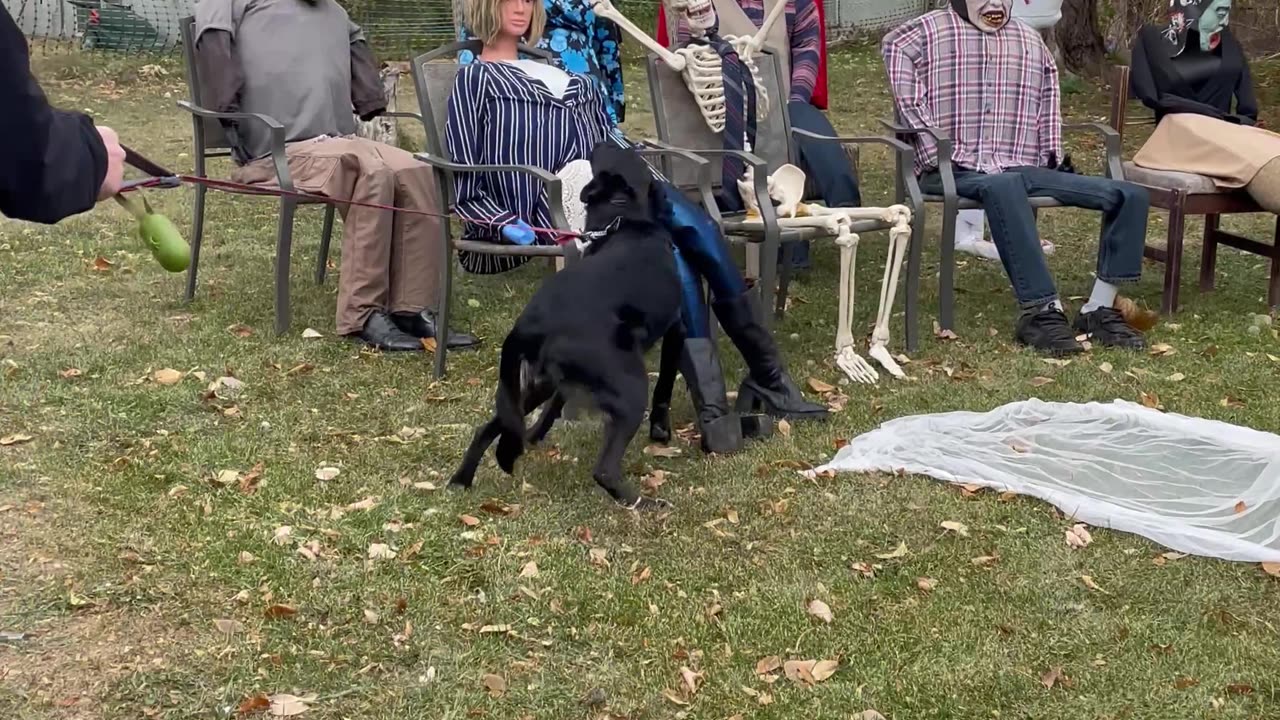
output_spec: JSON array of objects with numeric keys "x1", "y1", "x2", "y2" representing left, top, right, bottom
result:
[{"x1": 501, "y1": 219, "x2": 536, "y2": 245}]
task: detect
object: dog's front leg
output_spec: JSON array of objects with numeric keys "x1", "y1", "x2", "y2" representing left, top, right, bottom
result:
[
  {"x1": 649, "y1": 324, "x2": 685, "y2": 443},
  {"x1": 448, "y1": 417, "x2": 505, "y2": 490},
  {"x1": 595, "y1": 369, "x2": 671, "y2": 512}
]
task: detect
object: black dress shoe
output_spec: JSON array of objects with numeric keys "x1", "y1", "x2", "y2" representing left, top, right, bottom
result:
[
  {"x1": 391, "y1": 309, "x2": 480, "y2": 350},
  {"x1": 359, "y1": 312, "x2": 425, "y2": 352}
]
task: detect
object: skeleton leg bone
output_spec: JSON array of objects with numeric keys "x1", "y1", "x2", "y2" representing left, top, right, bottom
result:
[
  {"x1": 867, "y1": 222, "x2": 911, "y2": 379},
  {"x1": 834, "y1": 227, "x2": 879, "y2": 384}
]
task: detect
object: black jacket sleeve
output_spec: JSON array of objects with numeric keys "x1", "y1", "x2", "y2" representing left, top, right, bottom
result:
[
  {"x1": 1, "y1": 4, "x2": 107, "y2": 224},
  {"x1": 350, "y1": 39, "x2": 386, "y2": 121},
  {"x1": 1234, "y1": 52, "x2": 1259, "y2": 123},
  {"x1": 194, "y1": 28, "x2": 243, "y2": 113},
  {"x1": 1128, "y1": 28, "x2": 1160, "y2": 111}
]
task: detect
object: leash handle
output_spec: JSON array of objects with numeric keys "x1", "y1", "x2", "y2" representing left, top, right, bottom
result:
[{"x1": 122, "y1": 145, "x2": 177, "y2": 179}]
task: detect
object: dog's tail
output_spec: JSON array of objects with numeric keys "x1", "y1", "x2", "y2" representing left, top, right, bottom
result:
[{"x1": 494, "y1": 332, "x2": 528, "y2": 474}]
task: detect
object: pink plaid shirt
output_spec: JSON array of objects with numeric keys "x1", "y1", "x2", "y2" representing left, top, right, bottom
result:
[{"x1": 881, "y1": 10, "x2": 1063, "y2": 177}]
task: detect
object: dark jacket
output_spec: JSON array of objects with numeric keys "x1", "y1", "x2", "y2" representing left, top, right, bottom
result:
[{"x1": 1, "y1": 4, "x2": 108, "y2": 224}]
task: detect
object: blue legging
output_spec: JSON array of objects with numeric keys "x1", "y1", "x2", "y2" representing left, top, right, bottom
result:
[{"x1": 661, "y1": 182, "x2": 746, "y2": 339}]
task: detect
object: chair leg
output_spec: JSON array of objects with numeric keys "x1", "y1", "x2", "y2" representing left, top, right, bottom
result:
[
  {"x1": 185, "y1": 182, "x2": 207, "y2": 303},
  {"x1": 433, "y1": 235, "x2": 456, "y2": 380},
  {"x1": 315, "y1": 205, "x2": 336, "y2": 285},
  {"x1": 938, "y1": 198, "x2": 958, "y2": 334},
  {"x1": 1161, "y1": 194, "x2": 1186, "y2": 315},
  {"x1": 774, "y1": 241, "x2": 794, "y2": 320},
  {"x1": 1269, "y1": 215, "x2": 1280, "y2": 309},
  {"x1": 1199, "y1": 212, "x2": 1220, "y2": 293},
  {"x1": 904, "y1": 209, "x2": 924, "y2": 353},
  {"x1": 274, "y1": 198, "x2": 297, "y2": 336}
]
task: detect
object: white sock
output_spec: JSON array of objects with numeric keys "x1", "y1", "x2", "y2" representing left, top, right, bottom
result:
[{"x1": 1080, "y1": 280, "x2": 1119, "y2": 314}]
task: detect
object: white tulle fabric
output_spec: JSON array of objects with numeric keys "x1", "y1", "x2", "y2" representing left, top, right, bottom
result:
[{"x1": 812, "y1": 399, "x2": 1280, "y2": 563}]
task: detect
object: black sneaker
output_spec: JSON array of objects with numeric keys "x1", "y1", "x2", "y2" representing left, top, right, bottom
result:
[
  {"x1": 1015, "y1": 306, "x2": 1085, "y2": 355},
  {"x1": 1074, "y1": 307, "x2": 1146, "y2": 349}
]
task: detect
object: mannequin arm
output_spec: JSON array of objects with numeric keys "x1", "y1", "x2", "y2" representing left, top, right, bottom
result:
[{"x1": 1234, "y1": 57, "x2": 1259, "y2": 123}]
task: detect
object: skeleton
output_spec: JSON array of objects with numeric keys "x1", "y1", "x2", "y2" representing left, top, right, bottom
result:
[
  {"x1": 592, "y1": 0, "x2": 916, "y2": 382},
  {"x1": 590, "y1": 0, "x2": 786, "y2": 135},
  {"x1": 738, "y1": 165, "x2": 913, "y2": 383}
]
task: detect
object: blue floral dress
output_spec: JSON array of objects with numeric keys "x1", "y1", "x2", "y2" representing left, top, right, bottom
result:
[{"x1": 457, "y1": 0, "x2": 625, "y2": 124}]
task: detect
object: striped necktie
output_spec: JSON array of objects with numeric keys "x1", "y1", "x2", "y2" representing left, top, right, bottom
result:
[{"x1": 689, "y1": 27, "x2": 757, "y2": 211}]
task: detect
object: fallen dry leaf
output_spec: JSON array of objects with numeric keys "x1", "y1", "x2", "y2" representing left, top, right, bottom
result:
[
  {"x1": 854, "y1": 712, "x2": 888, "y2": 720},
  {"x1": 588, "y1": 547, "x2": 609, "y2": 567},
  {"x1": 213, "y1": 618, "x2": 243, "y2": 635},
  {"x1": 1099, "y1": 361, "x2": 1113, "y2": 374},
  {"x1": 959, "y1": 483, "x2": 982, "y2": 497},
  {"x1": 271, "y1": 526, "x2": 292, "y2": 545},
  {"x1": 460, "y1": 514, "x2": 481, "y2": 527},
  {"x1": 268, "y1": 693, "x2": 310, "y2": 716},
  {"x1": 1149, "y1": 342, "x2": 1176, "y2": 357},
  {"x1": 783, "y1": 659, "x2": 839, "y2": 687},
  {"x1": 1262, "y1": 562, "x2": 1280, "y2": 578},
  {"x1": 227, "y1": 324, "x2": 254, "y2": 338},
  {"x1": 661, "y1": 689, "x2": 689, "y2": 706},
  {"x1": 916, "y1": 577, "x2": 937, "y2": 592},
  {"x1": 519, "y1": 561, "x2": 539, "y2": 578},
  {"x1": 1226, "y1": 682, "x2": 1254, "y2": 695},
  {"x1": 1140, "y1": 391, "x2": 1163, "y2": 410},
  {"x1": 875, "y1": 541, "x2": 909, "y2": 560},
  {"x1": 1235, "y1": 501, "x2": 1248, "y2": 514},
  {"x1": 756, "y1": 655, "x2": 782, "y2": 675},
  {"x1": 1173, "y1": 676, "x2": 1200, "y2": 690},
  {"x1": 314, "y1": 466, "x2": 340, "y2": 481},
  {"x1": 345, "y1": 496, "x2": 379, "y2": 512},
  {"x1": 1166, "y1": 372, "x2": 1186, "y2": 382},
  {"x1": 631, "y1": 565, "x2": 652, "y2": 584},
  {"x1": 933, "y1": 320, "x2": 958, "y2": 341},
  {"x1": 1221, "y1": 395, "x2": 1246, "y2": 409},
  {"x1": 807, "y1": 377, "x2": 836, "y2": 393},
  {"x1": 971, "y1": 555, "x2": 999, "y2": 567},
  {"x1": 643, "y1": 444, "x2": 682, "y2": 458},
  {"x1": 59, "y1": 368, "x2": 82, "y2": 379},
  {"x1": 237, "y1": 693, "x2": 270, "y2": 715},
  {"x1": 1080, "y1": 575, "x2": 1107, "y2": 593},
  {"x1": 0, "y1": 433, "x2": 34, "y2": 446},
  {"x1": 263, "y1": 604, "x2": 297, "y2": 619},
  {"x1": 1065, "y1": 524, "x2": 1093, "y2": 549},
  {"x1": 1041, "y1": 666, "x2": 1066, "y2": 689},
  {"x1": 807, "y1": 598, "x2": 834, "y2": 623},
  {"x1": 238, "y1": 462, "x2": 265, "y2": 494},
  {"x1": 777, "y1": 418, "x2": 792, "y2": 438},
  {"x1": 301, "y1": 328, "x2": 323, "y2": 339},
  {"x1": 482, "y1": 673, "x2": 507, "y2": 698},
  {"x1": 368, "y1": 543, "x2": 397, "y2": 560},
  {"x1": 940, "y1": 520, "x2": 969, "y2": 537},
  {"x1": 679, "y1": 666, "x2": 704, "y2": 697},
  {"x1": 237, "y1": 551, "x2": 256, "y2": 565},
  {"x1": 152, "y1": 368, "x2": 183, "y2": 385},
  {"x1": 91, "y1": 256, "x2": 114, "y2": 271},
  {"x1": 1029, "y1": 376, "x2": 1055, "y2": 387}
]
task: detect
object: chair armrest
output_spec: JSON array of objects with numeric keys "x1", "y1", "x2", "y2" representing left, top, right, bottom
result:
[
  {"x1": 1062, "y1": 122, "x2": 1125, "y2": 180},
  {"x1": 878, "y1": 118, "x2": 952, "y2": 144},
  {"x1": 414, "y1": 152, "x2": 568, "y2": 229},
  {"x1": 633, "y1": 140, "x2": 719, "y2": 221},
  {"x1": 661, "y1": 148, "x2": 779, "y2": 241},
  {"x1": 381, "y1": 110, "x2": 424, "y2": 122},
  {"x1": 878, "y1": 119, "x2": 956, "y2": 203},
  {"x1": 792, "y1": 128, "x2": 912, "y2": 156},
  {"x1": 176, "y1": 100, "x2": 295, "y2": 190}
]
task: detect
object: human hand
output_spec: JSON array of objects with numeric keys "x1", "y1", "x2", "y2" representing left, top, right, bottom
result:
[
  {"x1": 96, "y1": 126, "x2": 126, "y2": 200},
  {"x1": 501, "y1": 219, "x2": 536, "y2": 245}
]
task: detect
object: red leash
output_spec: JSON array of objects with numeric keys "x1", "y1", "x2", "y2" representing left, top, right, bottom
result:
[{"x1": 118, "y1": 147, "x2": 583, "y2": 246}]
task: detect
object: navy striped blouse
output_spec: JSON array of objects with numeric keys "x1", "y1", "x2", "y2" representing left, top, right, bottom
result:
[{"x1": 445, "y1": 60, "x2": 615, "y2": 274}]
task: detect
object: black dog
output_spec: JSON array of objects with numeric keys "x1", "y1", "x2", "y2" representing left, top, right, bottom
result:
[{"x1": 448, "y1": 142, "x2": 683, "y2": 511}]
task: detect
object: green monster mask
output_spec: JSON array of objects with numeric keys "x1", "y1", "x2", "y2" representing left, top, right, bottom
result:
[
  {"x1": 1163, "y1": 0, "x2": 1231, "y2": 56},
  {"x1": 949, "y1": 0, "x2": 1014, "y2": 33}
]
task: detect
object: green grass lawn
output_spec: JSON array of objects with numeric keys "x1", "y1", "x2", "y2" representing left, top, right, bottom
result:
[{"x1": 3, "y1": 44, "x2": 1280, "y2": 719}]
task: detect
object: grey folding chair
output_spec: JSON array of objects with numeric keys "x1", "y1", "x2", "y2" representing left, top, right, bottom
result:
[
  {"x1": 881, "y1": 111, "x2": 1124, "y2": 340},
  {"x1": 647, "y1": 49, "x2": 925, "y2": 347}
]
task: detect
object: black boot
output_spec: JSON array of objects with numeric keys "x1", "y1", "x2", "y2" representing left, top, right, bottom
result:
[
  {"x1": 713, "y1": 290, "x2": 829, "y2": 421},
  {"x1": 678, "y1": 338, "x2": 745, "y2": 454}
]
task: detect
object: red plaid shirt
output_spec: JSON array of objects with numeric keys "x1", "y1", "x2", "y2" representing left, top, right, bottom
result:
[{"x1": 881, "y1": 10, "x2": 1063, "y2": 177}]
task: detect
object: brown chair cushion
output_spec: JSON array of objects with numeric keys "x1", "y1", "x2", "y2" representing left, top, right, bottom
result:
[{"x1": 1123, "y1": 162, "x2": 1220, "y2": 194}]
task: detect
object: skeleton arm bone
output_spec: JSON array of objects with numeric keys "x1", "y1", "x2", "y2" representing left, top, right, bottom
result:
[
  {"x1": 738, "y1": 0, "x2": 790, "y2": 54},
  {"x1": 590, "y1": 0, "x2": 688, "y2": 71}
]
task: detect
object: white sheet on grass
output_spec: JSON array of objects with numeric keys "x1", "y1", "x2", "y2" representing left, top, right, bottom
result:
[{"x1": 812, "y1": 399, "x2": 1280, "y2": 563}]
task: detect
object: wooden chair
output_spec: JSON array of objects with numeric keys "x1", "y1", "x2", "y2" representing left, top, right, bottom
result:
[
  {"x1": 646, "y1": 50, "x2": 925, "y2": 347},
  {"x1": 1108, "y1": 65, "x2": 1280, "y2": 313},
  {"x1": 882, "y1": 114, "x2": 1125, "y2": 340},
  {"x1": 411, "y1": 40, "x2": 721, "y2": 379}
]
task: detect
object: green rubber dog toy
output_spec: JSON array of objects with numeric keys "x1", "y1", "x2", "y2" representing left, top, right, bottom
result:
[{"x1": 113, "y1": 193, "x2": 190, "y2": 273}]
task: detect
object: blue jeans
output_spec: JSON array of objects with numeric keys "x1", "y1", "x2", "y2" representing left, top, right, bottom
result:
[
  {"x1": 920, "y1": 166, "x2": 1149, "y2": 309},
  {"x1": 661, "y1": 182, "x2": 747, "y2": 339}
]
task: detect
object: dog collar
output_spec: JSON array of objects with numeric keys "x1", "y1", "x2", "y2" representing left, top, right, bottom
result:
[{"x1": 574, "y1": 217, "x2": 622, "y2": 253}]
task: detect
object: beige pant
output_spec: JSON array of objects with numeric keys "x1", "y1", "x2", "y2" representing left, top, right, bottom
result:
[{"x1": 232, "y1": 136, "x2": 444, "y2": 335}]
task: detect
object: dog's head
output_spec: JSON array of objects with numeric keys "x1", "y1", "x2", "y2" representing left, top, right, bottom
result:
[{"x1": 579, "y1": 142, "x2": 667, "y2": 241}]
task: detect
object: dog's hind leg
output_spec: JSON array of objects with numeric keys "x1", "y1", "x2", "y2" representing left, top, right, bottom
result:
[
  {"x1": 448, "y1": 417, "x2": 504, "y2": 490},
  {"x1": 527, "y1": 391, "x2": 566, "y2": 446},
  {"x1": 649, "y1": 325, "x2": 685, "y2": 443}
]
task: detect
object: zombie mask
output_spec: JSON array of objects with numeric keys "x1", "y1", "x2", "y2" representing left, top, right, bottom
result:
[
  {"x1": 949, "y1": 0, "x2": 1014, "y2": 33},
  {"x1": 667, "y1": 0, "x2": 717, "y2": 35},
  {"x1": 1163, "y1": 0, "x2": 1232, "y2": 55}
]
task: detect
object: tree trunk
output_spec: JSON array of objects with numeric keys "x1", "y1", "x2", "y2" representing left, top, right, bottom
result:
[{"x1": 1057, "y1": 0, "x2": 1107, "y2": 75}]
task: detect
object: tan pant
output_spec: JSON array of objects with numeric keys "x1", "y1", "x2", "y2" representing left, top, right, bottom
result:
[{"x1": 232, "y1": 136, "x2": 444, "y2": 335}]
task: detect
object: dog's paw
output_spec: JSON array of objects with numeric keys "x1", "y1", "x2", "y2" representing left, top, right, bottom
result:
[
  {"x1": 619, "y1": 496, "x2": 674, "y2": 513},
  {"x1": 495, "y1": 433, "x2": 523, "y2": 474},
  {"x1": 648, "y1": 421, "x2": 671, "y2": 444},
  {"x1": 446, "y1": 472, "x2": 474, "y2": 491}
]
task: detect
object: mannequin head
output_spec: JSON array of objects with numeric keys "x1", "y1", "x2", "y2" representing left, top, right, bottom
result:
[
  {"x1": 468, "y1": 0, "x2": 545, "y2": 51},
  {"x1": 666, "y1": 0, "x2": 717, "y2": 35},
  {"x1": 949, "y1": 0, "x2": 1014, "y2": 33},
  {"x1": 1163, "y1": 0, "x2": 1231, "y2": 55}
]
